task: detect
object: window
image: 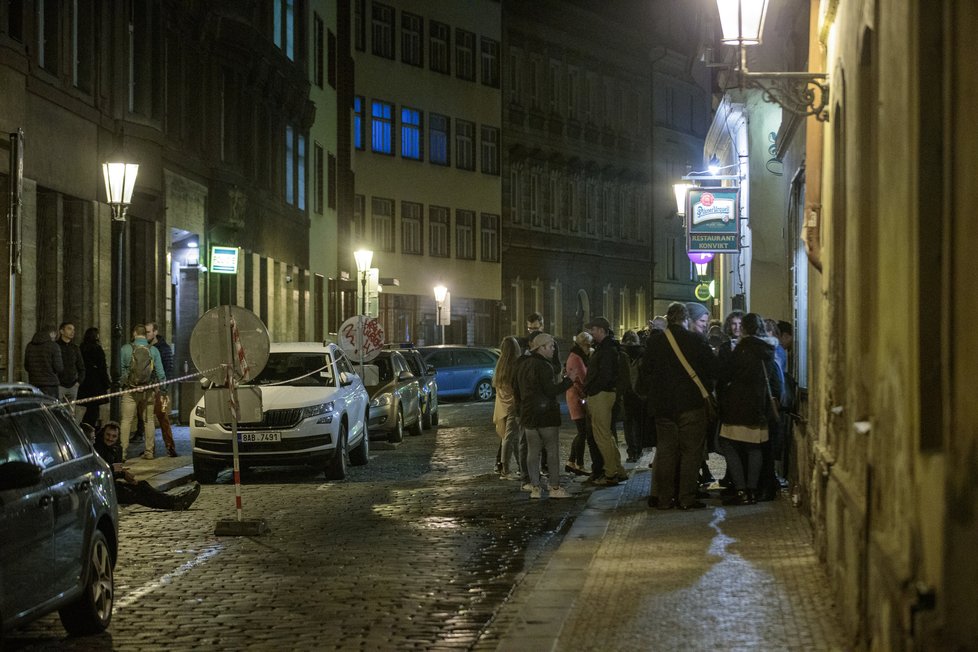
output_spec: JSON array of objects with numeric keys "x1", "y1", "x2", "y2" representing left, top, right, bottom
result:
[
  {"x1": 481, "y1": 37, "x2": 499, "y2": 88},
  {"x1": 371, "y1": 100, "x2": 393, "y2": 154},
  {"x1": 327, "y1": 30, "x2": 337, "y2": 88},
  {"x1": 371, "y1": 2, "x2": 394, "y2": 59},
  {"x1": 285, "y1": 125, "x2": 305, "y2": 209},
  {"x1": 509, "y1": 49, "x2": 523, "y2": 104},
  {"x1": 510, "y1": 168, "x2": 522, "y2": 224},
  {"x1": 17, "y1": 409, "x2": 66, "y2": 469},
  {"x1": 480, "y1": 126, "x2": 499, "y2": 175},
  {"x1": 273, "y1": 0, "x2": 296, "y2": 60},
  {"x1": 402, "y1": 201, "x2": 423, "y2": 254},
  {"x1": 354, "y1": 96, "x2": 365, "y2": 150},
  {"x1": 549, "y1": 61, "x2": 561, "y2": 113},
  {"x1": 430, "y1": 20, "x2": 450, "y2": 74},
  {"x1": 456, "y1": 210, "x2": 475, "y2": 259},
  {"x1": 354, "y1": 0, "x2": 364, "y2": 51},
  {"x1": 353, "y1": 194, "x2": 365, "y2": 241},
  {"x1": 72, "y1": 0, "x2": 94, "y2": 92},
  {"x1": 456, "y1": 120, "x2": 474, "y2": 171},
  {"x1": 314, "y1": 143, "x2": 324, "y2": 214},
  {"x1": 37, "y1": 0, "x2": 60, "y2": 74},
  {"x1": 129, "y1": 0, "x2": 163, "y2": 118},
  {"x1": 371, "y1": 197, "x2": 394, "y2": 252},
  {"x1": 481, "y1": 213, "x2": 500, "y2": 262},
  {"x1": 455, "y1": 29, "x2": 475, "y2": 81},
  {"x1": 5, "y1": 0, "x2": 24, "y2": 41},
  {"x1": 286, "y1": 125, "x2": 294, "y2": 204},
  {"x1": 401, "y1": 12, "x2": 422, "y2": 66},
  {"x1": 313, "y1": 14, "x2": 324, "y2": 88},
  {"x1": 327, "y1": 152, "x2": 336, "y2": 209},
  {"x1": 401, "y1": 107, "x2": 422, "y2": 160},
  {"x1": 429, "y1": 206, "x2": 449, "y2": 257},
  {"x1": 429, "y1": 113, "x2": 450, "y2": 166}
]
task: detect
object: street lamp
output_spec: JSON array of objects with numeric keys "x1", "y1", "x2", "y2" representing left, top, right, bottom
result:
[
  {"x1": 354, "y1": 249, "x2": 373, "y2": 316},
  {"x1": 433, "y1": 284, "x2": 447, "y2": 345},
  {"x1": 688, "y1": 251, "x2": 715, "y2": 277},
  {"x1": 673, "y1": 183, "x2": 694, "y2": 217},
  {"x1": 102, "y1": 155, "x2": 139, "y2": 421}
]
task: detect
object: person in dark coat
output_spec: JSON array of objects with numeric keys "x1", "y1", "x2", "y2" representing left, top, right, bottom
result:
[
  {"x1": 23, "y1": 325, "x2": 63, "y2": 398},
  {"x1": 641, "y1": 302, "x2": 718, "y2": 509},
  {"x1": 583, "y1": 316, "x2": 626, "y2": 486},
  {"x1": 56, "y1": 321, "x2": 86, "y2": 406},
  {"x1": 77, "y1": 327, "x2": 111, "y2": 427},
  {"x1": 94, "y1": 421, "x2": 200, "y2": 510},
  {"x1": 619, "y1": 330, "x2": 646, "y2": 463},
  {"x1": 715, "y1": 313, "x2": 783, "y2": 505},
  {"x1": 514, "y1": 333, "x2": 572, "y2": 498}
]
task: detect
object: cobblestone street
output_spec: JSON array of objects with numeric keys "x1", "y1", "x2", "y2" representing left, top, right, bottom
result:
[{"x1": 4, "y1": 401, "x2": 847, "y2": 651}]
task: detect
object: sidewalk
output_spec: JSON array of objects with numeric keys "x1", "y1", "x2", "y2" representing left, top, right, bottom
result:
[
  {"x1": 490, "y1": 450, "x2": 850, "y2": 651},
  {"x1": 122, "y1": 424, "x2": 195, "y2": 492}
]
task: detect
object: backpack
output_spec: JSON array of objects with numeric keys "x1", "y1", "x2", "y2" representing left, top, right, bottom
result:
[{"x1": 126, "y1": 344, "x2": 155, "y2": 387}]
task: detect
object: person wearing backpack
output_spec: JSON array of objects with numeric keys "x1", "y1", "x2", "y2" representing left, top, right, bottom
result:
[
  {"x1": 619, "y1": 330, "x2": 647, "y2": 464},
  {"x1": 119, "y1": 324, "x2": 166, "y2": 460}
]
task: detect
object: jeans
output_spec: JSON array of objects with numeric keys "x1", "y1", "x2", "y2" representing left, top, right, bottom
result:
[
  {"x1": 495, "y1": 412, "x2": 520, "y2": 474},
  {"x1": 718, "y1": 436, "x2": 762, "y2": 490},
  {"x1": 524, "y1": 426, "x2": 561, "y2": 490},
  {"x1": 653, "y1": 407, "x2": 708, "y2": 506},
  {"x1": 120, "y1": 390, "x2": 156, "y2": 458}
]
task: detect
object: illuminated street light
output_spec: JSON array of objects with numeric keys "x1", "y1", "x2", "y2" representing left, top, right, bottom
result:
[{"x1": 433, "y1": 284, "x2": 447, "y2": 344}]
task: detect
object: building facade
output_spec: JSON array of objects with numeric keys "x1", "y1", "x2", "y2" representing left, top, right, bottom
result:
[{"x1": 350, "y1": 0, "x2": 503, "y2": 347}]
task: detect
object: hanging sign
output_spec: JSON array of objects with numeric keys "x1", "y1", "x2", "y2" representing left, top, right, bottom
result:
[{"x1": 686, "y1": 187, "x2": 740, "y2": 253}]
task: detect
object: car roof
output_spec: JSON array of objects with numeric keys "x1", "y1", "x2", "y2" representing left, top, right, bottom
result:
[
  {"x1": 269, "y1": 342, "x2": 337, "y2": 354},
  {"x1": 0, "y1": 383, "x2": 47, "y2": 400}
]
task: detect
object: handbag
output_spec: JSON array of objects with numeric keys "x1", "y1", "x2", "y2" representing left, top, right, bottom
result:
[
  {"x1": 762, "y1": 363, "x2": 780, "y2": 422},
  {"x1": 664, "y1": 328, "x2": 716, "y2": 421}
]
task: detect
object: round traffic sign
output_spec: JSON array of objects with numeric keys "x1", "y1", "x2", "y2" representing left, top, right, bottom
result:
[
  {"x1": 338, "y1": 315, "x2": 385, "y2": 363},
  {"x1": 190, "y1": 305, "x2": 270, "y2": 384}
]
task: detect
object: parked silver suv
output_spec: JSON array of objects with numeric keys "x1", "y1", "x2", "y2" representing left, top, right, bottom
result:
[{"x1": 0, "y1": 383, "x2": 118, "y2": 638}]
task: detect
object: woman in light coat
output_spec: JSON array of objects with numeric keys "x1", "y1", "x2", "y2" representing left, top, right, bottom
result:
[
  {"x1": 492, "y1": 336, "x2": 522, "y2": 478},
  {"x1": 564, "y1": 331, "x2": 592, "y2": 476}
]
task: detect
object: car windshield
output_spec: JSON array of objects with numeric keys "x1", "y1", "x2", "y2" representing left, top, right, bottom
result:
[
  {"x1": 248, "y1": 353, "x2": 334, "y2": 387},
  {"x1": 401, "y1": 353, "x2": 423, "y2": 376}
]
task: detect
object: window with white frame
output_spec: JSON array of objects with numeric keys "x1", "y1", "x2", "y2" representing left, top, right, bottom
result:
[
  {"x1": 429, "y1": 113, "x2": 449, "y2": 165},
  {"x1": 430, "y1": 20, "x2": 450, "y2": 74},
  {"x1": 371, "y1": 100, "x2": 393, "y2": 154},
  {"x1": 455, "y1": 28, "x2": 475, "y2": 81},
  {"x1": 371, "y1": 2, "x2": 394, "y2": 59},
  {"x1": 429, "y1": 206, "x2": 449, "y2": 257},
  {"x1": 401, "y1": 107, "x2": 422, "y2": 160},
  {"x1": 456, "y1": 210, "x2": 475, "y2": 259},
  {"x1": 481, "y1": 213, "x2": 499, "y2": 262},
  {"x1": 401, "y1": 12, "x2": 422, "y2": 66},
  {"x1": 481, "y1": 37, "x2": 499, "y2": 87},
  {"x1": 401, "y1": 201, "x2": 423, "y2": 254},
  {"x1": 456, "y1": 120, "x2": 474, "y2": 171},
  {"x1": 481, "y1": 125, "x2": 499, "y2": 175},
  {"x1": 354, "y1": 0, "x2": 364, "y2": 51},
  {"x1": 372, "y1": 197, "x2": 394, "y2": 252}
]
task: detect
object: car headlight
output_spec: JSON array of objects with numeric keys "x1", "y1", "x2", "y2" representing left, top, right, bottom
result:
[
  {"x1": 195, "y1": 405, "x2": 206, "y2": 418},
  {"x1": 300, "y1": 402, "x2": 334, "y2": 419},
  {"x1": 370, "y1": 393, "x2": 392, "y2": 408}
]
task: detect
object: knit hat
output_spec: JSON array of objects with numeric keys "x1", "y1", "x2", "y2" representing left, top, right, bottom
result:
[
  {"x1": 685, "y1": 302, "x2": 709, "y2": 322},
  {"x1": 529, "y1": 332, "x2": 555, "y2": 352}
]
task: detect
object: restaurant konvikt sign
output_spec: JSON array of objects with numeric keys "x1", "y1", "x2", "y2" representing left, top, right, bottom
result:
[{"x1": 686, "y1": 187, "x2": 740, "y2": 253}]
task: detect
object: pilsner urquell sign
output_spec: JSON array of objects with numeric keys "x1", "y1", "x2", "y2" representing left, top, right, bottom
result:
[{"x1": 686, "y1": 187, "x2": 739, "y2": 253}]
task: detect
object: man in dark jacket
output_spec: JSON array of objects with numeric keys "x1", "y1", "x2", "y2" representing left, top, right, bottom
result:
[
  {"x1": 57, "y1": 321, "x2": 86, "y2": 407},
  {"x1": 24, "y1": 325, "x2": 63, "y2": 398},
  {"x1": 583, "y1": 316, "x2": 626, "y2": 485},
  {"x1": 146, "y1": 321, "x2": 177, "y2": 457},
  {"x1": 641, "y1": 302, "x2": 718, "y2": 509}
]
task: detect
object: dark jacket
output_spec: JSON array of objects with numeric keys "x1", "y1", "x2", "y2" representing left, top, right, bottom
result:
[
  {"x1": 514, "y1": 352, "x2": 572, "y2": 428},
  {"x1": 78, "y1": 341, "x2": 111, "y2": 402},
  {"x1": 152, "y1": 335, "x2": 174, "y2": 378},
  {"x1": 23, "y1": 329, "x2": 63, "y2": 388},
  {"x1": 641, "y1": 325, "x2": 718, "y2": 419},
  {"x1": 584, "y1": 335, "x2": 619, "y2": 396},
  {"x1": 57, "y1": 339, "x2": 86, "y2": 387},
  {"x1": 620, "y1": 343, "x2": 646, "y2": 411},
  {"x1": 94, "y1": 438, "x2": 125, "y2": 481},
  {"x1": 716, "y1": 335, "x2": 783, "y2": 427}
]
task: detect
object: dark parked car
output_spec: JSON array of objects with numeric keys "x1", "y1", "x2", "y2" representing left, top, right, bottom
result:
[
  {"x1": 0, "y1": 383, "x2": 118, "y2": 638},
  {"x1": 363, "y1": 351, "x2": 422, "y2": 443},
  {"x1": 385, "y1": 345, "x2": 439, "y2": 429},
  {"x1": 418, "y1": 346, "x2": 499, "y2": 401}
]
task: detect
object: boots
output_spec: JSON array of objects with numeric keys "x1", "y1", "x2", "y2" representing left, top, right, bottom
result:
[{"x1": 171, "y1": 482, "x2": 201, "y2": 510}]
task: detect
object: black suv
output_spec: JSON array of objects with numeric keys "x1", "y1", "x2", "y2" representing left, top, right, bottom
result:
[
  {"x1": 0, "y1": 383, "x2": 118, "y2": 638},
  {"x1": 388, "y1": 346, "x2": 439, "y2": 429}
]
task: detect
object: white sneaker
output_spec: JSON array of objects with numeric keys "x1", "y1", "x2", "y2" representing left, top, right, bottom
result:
[
  {"x1": 529, "y1": 486, "x2": 542, "y2": 499},
  {"x1": 548, "y1": 487, "x2": 570, "y2": 499},
  {"x1": 521, "y1": 482, "x2": 534, "y2": 491}
]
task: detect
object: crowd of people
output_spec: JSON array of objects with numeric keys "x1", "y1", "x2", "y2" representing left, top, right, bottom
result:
[{"x1": 492, "y1": 304, "x2": 795, "y2": 508}]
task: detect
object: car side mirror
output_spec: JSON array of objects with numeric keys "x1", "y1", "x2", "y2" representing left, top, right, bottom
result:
[
  {"x1": 0, "y1": 460, "x2": 43, "y2": 490},
  {"x1": 398, "y1": 370, "x2": 414, "y2": 382},
  {"x1": 339, "y1": 371, "x2": 353, "y2": 387},
  {"x1": 426, "y1": 364, "x2": 436, "y2": 374}
]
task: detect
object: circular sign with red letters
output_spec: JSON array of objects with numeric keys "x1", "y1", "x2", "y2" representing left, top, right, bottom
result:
[
  {"x1": 338, "y1": 315, "x2": 385, "y2": 363},
  {"x1": 700, "y1": 192, "x2": 715, "y2": 207}
]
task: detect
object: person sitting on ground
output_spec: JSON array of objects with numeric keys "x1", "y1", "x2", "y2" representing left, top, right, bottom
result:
[{"x1": 94, "y1": 421, "x2": 201, "y2": 510}]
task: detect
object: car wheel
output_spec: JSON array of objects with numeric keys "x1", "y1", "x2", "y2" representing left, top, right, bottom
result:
[
  {"x1": 349, "y1": 422, "x2": 369, "y2": 466},
  {"x1": 388, "y1": 406, "x2": 404, "y2": 443},
  {"x1": 58, "y1": 529, "x2": 114, "y2": 635},
  {"x1": 421, "y1": 397, "x2": 433, "y2": 430},
  {"x1": 324, "y1": 423, "x2": 348, "y2": 480},
  {"x1": 193, "y1": 454, "x2": 220, "y2": 484},
  {"x1": 408, "y1": 402, "x2": 423, "y2": 436},
  {"x1": 475, "y1": 379, "x2": 494, "y2": 402}
]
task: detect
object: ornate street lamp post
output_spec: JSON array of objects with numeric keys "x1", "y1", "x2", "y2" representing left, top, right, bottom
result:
[
  {"x1": 102, "y1": 157, "x2": 138, "y2": 421},
  {"x1": 433, "y1": 284, "x2": 447, "y2": 345}
]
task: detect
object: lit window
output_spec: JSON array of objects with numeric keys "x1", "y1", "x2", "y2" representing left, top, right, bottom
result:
[
  {"x1": 273, "y1": 0, "x2": 295, "y2": 60},
  {"x1": 354, "y1": 96, "x2": 364, "y2": 150},
  {"x1": 371, "y1": 100, "x2": 393, "y2": 155},
  {"x1": 401, "y1": 107, "x2": 422, "y2": 160}
]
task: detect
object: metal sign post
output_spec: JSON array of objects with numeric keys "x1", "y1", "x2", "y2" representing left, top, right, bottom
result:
[{"x1": 7, "y1": 129, "x2": 23, "y2": 383}]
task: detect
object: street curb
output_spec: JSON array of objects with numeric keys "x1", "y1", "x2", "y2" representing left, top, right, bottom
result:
[{"x1": 144, "y1": 464, "x2": 196, "y2": 492}]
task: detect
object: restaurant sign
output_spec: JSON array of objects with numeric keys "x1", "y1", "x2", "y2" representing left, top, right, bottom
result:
[{"x1": 686, "y1": 187, "x2": 740, "y2": 253}]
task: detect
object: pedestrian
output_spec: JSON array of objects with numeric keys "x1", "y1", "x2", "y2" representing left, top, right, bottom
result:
[
  {"x1": 514, "y1": 333, "x2": 572, "y2": 499},
  {"x1": 119, "y1": 324, "x2": 165, "y2": 460},
  {"x1": 23, "y1": 325, "x2": 63, "y2": 398},
  {"x1": 516, "y1": 313, "x2": 557, "y2": 478},
  {"x1": 94, "y1": 421, "x2": 201, "y2": 510},
  {"x1": 641, "y1": 302, "x2": 717, "y2": 509},
  {"x1": 619, "y1": 330, "x2": 646, "y2": 463},
  {"x1": 716, "y1": 313, "x2": 782, "y2": 505},
  {"x1": 77, "y1": 327, "x2": 111, "y2": 428},
  {"x1": 492, "y1": 336, "x2": 522, "y2": 480},
  {"x1": 146, "y1": 321, "x2": 177, "y2": 457},
  {"x1": 56, "y1": 321, "x2": 86, "y2": 418},
  {"x1": 686, "y1": 303, "x2": 718, "y2": 487},
  {"x1": 583, "y1": 316, "x2": 626, "y2": 486},
  {"x1": 686, "y1": 302, "x2": 710, "y2": 337},
  {"x1": 564, "y1": 331, "x2": 594, "y2": 476}
]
